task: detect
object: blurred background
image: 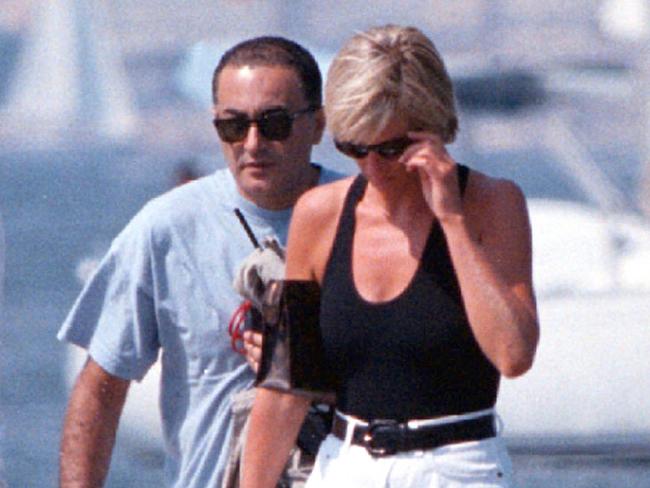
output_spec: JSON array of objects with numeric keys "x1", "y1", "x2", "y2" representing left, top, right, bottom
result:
[{"x1": 1, "y1": 0, "x2": 650, "y2": 486}]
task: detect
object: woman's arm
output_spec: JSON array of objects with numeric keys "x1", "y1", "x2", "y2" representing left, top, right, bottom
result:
[
  {"x1": 241, "y1": 187, "x2": 339, "y2": 487},
  {"x1": 402, "y1": 133, "x2": 539, "y2": 377},
  {"x1": 442, "y1": 178, "x2": 539, "y2": 378},
  {"x1": 241, "y1": 388, "x2": 310, "y2": 488}
]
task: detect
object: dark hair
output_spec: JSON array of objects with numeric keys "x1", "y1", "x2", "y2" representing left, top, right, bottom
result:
[{"x1": 212, "y1": 36, "x2": 322, "y2": 108}]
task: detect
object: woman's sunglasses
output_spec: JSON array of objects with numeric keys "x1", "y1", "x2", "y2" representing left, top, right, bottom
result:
[
  {"x1": 213, "y1": 106, "x2": 318, "y2": 143},
  {"x1": 334, "y1": 136, "x2": 413, "y2": 159}
]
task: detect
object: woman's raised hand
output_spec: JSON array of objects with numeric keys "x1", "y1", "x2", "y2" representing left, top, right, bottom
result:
[{"x1": 400, "y1": 132, "x2": 463, "y2": 222}]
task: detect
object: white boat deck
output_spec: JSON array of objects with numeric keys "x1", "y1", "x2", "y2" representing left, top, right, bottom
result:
[{"x1": 499, "y1": 290, "x2": 650, "y2": 439}]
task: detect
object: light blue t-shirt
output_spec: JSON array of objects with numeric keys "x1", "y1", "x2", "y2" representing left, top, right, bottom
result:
[{"x1": 58, "y1": 166, "x2": 343, "y2": 488}]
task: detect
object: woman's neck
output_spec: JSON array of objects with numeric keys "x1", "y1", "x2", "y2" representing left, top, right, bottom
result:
[{"x1": 361, "y1": 174, "x2": 431, "y2": 225}]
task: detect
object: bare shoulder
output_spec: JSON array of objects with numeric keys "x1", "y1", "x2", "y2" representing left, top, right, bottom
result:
[
  {"x1": 464, "y1": 168, "x2": 529, "y2": 237},
  {"x1": 286, "y1": 176, "x2": 356, "y2": 280},
  {"x1": 293, "y1": 176, "x2": 356, "y2": 229}
]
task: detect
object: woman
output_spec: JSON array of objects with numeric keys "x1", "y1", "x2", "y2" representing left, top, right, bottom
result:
[{"x1": 242, "y1": 25, "x2": 539, "y2": 487}]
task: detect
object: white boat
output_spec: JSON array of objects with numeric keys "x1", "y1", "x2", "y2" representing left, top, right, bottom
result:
[{"x1": 498, "y1": 199, "x2": 650, "y2": 441}]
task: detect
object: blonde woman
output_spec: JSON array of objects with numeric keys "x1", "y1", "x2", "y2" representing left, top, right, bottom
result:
[{"x1": 242, "y1": 25, "x2": 539, "y2": 487}]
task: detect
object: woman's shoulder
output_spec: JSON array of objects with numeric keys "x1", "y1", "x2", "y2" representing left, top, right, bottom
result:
[
  {"x1": 295, "y1": 175, "x2": 356, "y2": 220},
  {"x1": 464, "y1": 168, "x2": 528, "y2": 231},
  {"x1": 466, "y1": 168, "x2": 526, "y2": 210},
  {"x1": 286, "y1": 177, "x2": 356, "y2": 279}
]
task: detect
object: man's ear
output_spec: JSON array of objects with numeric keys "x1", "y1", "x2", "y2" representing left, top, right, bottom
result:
[{"x1": 311, "y1": 108, "x2": 326, "y2": 144}]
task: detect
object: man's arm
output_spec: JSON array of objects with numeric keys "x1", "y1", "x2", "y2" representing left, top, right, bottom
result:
[{"x1": 60, "y1": 357, "x2": 130, "y2": 487}]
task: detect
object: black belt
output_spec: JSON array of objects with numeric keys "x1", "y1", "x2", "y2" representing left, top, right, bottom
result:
[{"x1": 332, "y1": 413, "x2": 496, "y2": 457}]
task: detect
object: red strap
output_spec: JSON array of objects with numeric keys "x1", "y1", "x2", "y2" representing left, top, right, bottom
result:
[{"x1": 228, "y1": 300, "x2": 252, "y2": 355}]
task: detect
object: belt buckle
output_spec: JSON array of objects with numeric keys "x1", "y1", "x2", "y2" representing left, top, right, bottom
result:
[{"x1": 362, "y1": 419, "x2": 401, "y2": 457}]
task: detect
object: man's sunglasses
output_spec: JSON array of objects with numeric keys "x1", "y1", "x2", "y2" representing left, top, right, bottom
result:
[
  {"x1": 334, "y1": 136, "x2": 413, "y2": 159},
  {"x1": 213, "y1": 106, "x2": 319, "y2": 143}
]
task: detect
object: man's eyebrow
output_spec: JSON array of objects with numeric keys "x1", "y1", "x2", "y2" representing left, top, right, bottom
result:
[
  {"x1": 221, "y1": 105, "x2": 288, "y2": 117},
  {"x1": 221, "y1": 108, "x2": 246, "y2": 117}
]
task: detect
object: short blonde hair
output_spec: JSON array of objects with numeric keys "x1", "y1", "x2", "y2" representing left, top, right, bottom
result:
[{"x1": 325, "y1": 25, "x2": 458, "y2": 144}]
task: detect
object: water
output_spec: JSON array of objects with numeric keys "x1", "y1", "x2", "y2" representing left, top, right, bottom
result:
[
  {"x1": 511, "y1": 449, "x2": 650, "y2": 487},
  {"x1": 0, "y1": 147, "x2": 174, "y2": 486}
]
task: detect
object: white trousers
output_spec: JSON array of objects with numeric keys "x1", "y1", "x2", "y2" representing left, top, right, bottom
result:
[{"x1": 305, "y1": 410, "x2": 513, "y2": 488}]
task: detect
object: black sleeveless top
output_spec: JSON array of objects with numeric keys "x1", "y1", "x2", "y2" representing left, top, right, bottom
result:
[{"x1": 319, "y1": 164, "x2": 499, "y2": 421}]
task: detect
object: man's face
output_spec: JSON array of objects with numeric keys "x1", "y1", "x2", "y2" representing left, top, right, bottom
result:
[{"x1": 214, "y1": 65, "x2": 324, "y2": 210}]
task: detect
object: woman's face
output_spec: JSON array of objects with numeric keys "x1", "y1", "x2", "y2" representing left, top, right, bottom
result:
[{"x1": 346, "y1": 119, "x2": 413, "y2": 183}]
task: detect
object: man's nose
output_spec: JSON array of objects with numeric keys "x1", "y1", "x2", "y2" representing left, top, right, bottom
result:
[{"x1": 243, "y1": 123, "x2": 263, "y2": 152}]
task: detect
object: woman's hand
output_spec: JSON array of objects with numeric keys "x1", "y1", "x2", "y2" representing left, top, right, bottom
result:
[{"x1": 400, "y1": 131, "x2": 462, "y2": 222}]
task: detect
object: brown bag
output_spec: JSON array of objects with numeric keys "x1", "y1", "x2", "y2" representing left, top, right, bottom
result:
[{"x1": 255, "y1": 279, "x2": 336, "y2": 403}]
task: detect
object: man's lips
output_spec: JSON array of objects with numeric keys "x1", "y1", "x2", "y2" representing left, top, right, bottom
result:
[{"x1": 240, "y1": 161, "x2": 273, "y2": 170}]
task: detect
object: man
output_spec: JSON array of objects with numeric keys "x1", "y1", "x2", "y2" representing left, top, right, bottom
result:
[{"x1": 58, "y1": 36, "x2": 342, "y2": 488}]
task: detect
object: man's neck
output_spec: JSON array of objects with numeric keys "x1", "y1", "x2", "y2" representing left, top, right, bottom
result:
[{"x1": 240, "y1": 164, "x2": 321, "y2": 211}]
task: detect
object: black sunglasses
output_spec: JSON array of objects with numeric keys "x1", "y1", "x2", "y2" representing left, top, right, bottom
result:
[
  {"x1": 334, "y1": 136, "x2": 413, "y2": 159},
  {"x1": 213, "y1": 106, "x2": 319, "y2": 143}
]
